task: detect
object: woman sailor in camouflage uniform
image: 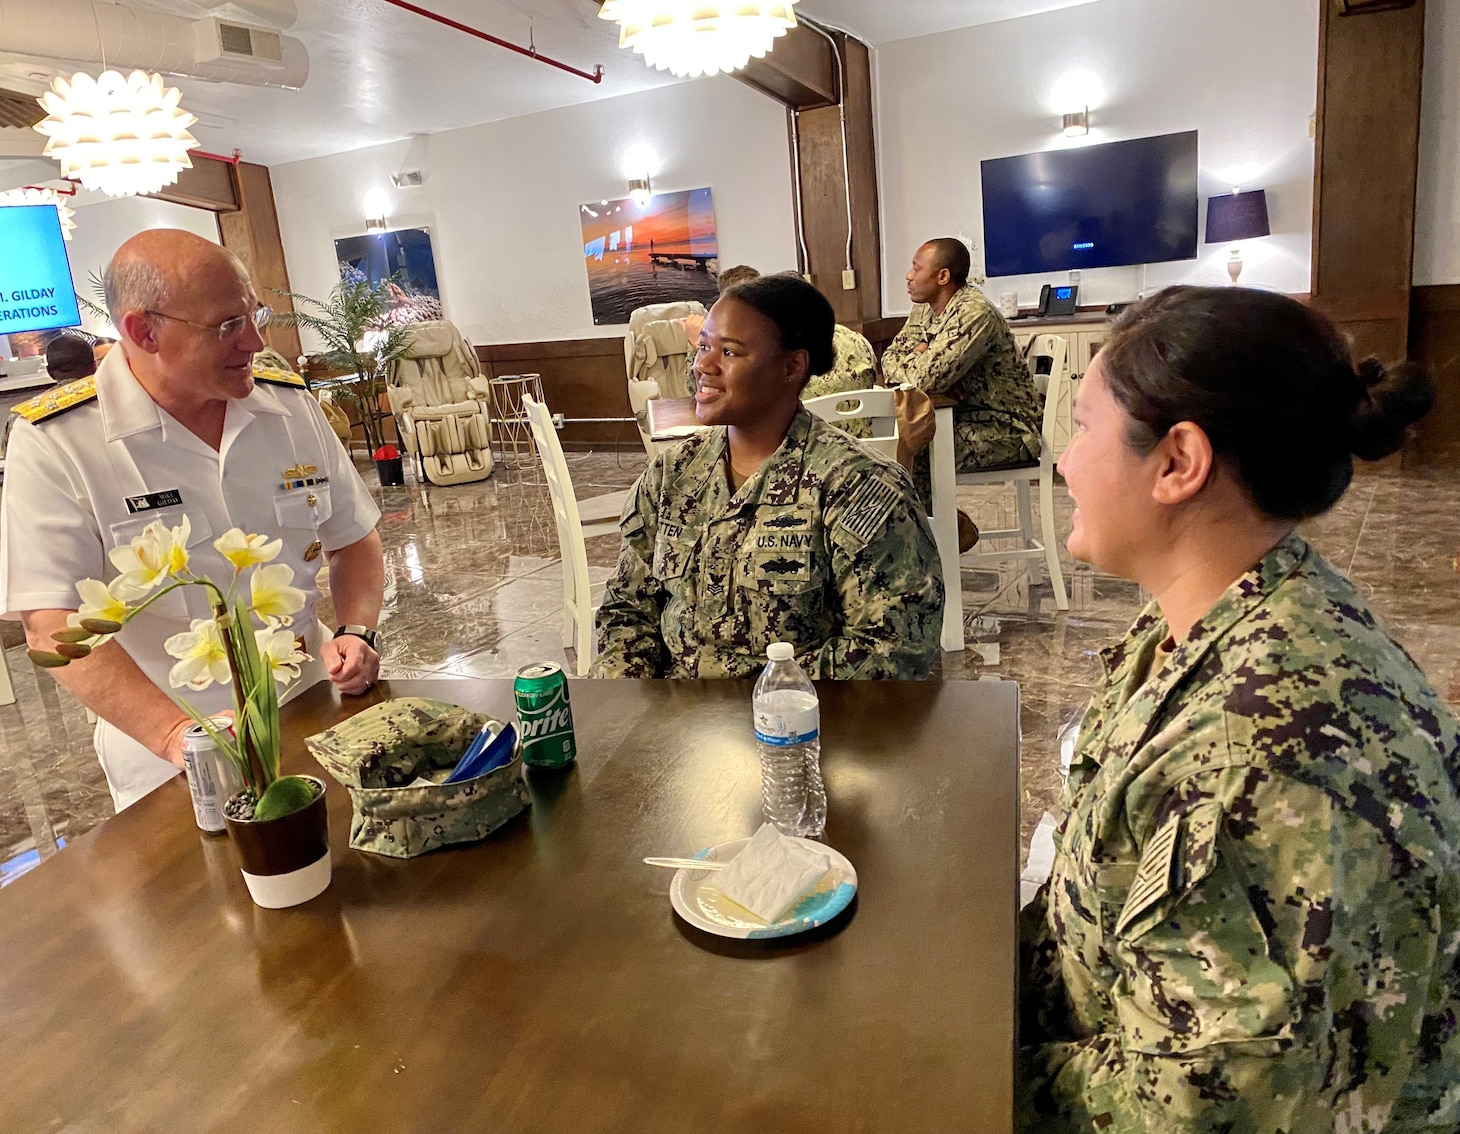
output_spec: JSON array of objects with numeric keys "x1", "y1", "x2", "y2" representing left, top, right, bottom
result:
[
  {"x1": 591, "y1": 275, "x2": 943, "y2": 680},
  {"x1": 1019, "y1": 286, "x2": 1460, "y2": 1133}
]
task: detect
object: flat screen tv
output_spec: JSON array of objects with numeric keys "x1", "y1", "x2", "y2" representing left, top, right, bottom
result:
[
  {"x1": 980, "y1": 131, "x2": 1199, "y2": 277},
  {"x1": 0, "y1": 204, "x2": 82, "y2": 336}
]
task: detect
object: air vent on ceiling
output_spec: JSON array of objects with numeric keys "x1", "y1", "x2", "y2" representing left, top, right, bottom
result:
[
  {"x1": 391, "y1": 170, "x2": 424, "y2": 188},
  {"x1": 195, "y1": 18, "x2": 285, "y2": 66}
]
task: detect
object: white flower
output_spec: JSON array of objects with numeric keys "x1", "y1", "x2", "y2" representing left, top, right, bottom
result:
[
  {"x1": 108, "y1": 516, "x2": 191, "y2": 598},
  {"x1": 249, "y1": 563, "x2": 306, "y2": 624},
  {"x1": 213, "y1": 529, "x2": 282, "y2": 572},
  {"x1": 256, "y1": 623, "x2": 309, "y2": 684},
  {"x1": 163, "y1": 618, "x2": 231, "y2": 690},
  {"x1": 69, "y1": 577, "x2": 131, "y2": 627}
]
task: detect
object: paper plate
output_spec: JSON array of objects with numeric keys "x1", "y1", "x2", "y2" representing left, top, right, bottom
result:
[{"x1": 669, "y1": 836, "x2": 857, "y2": 940}]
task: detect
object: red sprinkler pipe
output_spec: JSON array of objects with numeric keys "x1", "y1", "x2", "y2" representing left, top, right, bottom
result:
[
  {"x1": 23, "y1": 182, "x2": 77, "y2": 195},
  {"x1": 379, "y1": 0, "x2": 604, "y2": 83},
  {"x1": 193, "y1": 148, "x2": 243, "y2": 165}
]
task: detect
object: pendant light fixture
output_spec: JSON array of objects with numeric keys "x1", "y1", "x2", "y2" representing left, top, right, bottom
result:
[
  {"x1": 598, "y1": 1, "x2": 800, "y2": 79},
  {"x1": 0, "y1": 187, "x2": 77, "y2": 239},
  {"x1": 33, "y1": 70, "x2": 200, "y2": 198}
]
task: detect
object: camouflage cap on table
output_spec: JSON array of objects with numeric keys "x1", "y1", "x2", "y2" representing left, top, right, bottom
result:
[{"x1": 306, "y1": 697, "x2": 531, "y2": 859}]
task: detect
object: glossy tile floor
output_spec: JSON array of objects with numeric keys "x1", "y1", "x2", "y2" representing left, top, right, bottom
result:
[{"x1": 3, "y1": 447, "x2": 1458, "y2": 885}]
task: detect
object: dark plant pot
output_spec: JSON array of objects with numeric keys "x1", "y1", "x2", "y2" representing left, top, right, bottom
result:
[
  {"x1": 224, "y1": 777, "x2": 331, "y2": 909},
  {"x1": 375, "y1": 457, "x2": 405, "y2": 486}
]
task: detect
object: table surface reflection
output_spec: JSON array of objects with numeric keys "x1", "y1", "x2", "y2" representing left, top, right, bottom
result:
[{"x1": 0, "y1": 678, "x2": 1019, "y2": 1134}]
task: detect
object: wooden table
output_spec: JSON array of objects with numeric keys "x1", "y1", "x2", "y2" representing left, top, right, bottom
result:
[{"x1": 0, "y1": 678, "x2": 1020, "y2": 1133}]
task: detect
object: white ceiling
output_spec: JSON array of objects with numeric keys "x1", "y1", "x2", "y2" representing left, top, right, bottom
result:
[{"x1": 0, "y1": 0, "x2": 1100, "y2": 174}]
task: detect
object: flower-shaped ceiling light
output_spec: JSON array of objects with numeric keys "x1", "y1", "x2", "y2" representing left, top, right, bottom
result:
[
  {"x1": 33, "y1": 70, "x2": 200, "y2": 198},
  {"x1": 0, "y1": 187, "x2": 77, "y2": 240},
  {"x1": 599, "y1": 1, "x2": 800, "y2": 79}
]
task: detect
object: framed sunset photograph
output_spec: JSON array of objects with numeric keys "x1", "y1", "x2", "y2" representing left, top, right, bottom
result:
[{"x1": 580, "y1": 187, "x2": 719, "y2": 325}]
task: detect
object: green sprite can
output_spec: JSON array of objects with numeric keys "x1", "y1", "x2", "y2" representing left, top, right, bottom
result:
[{"x1": 514, "y1": 662, "x2": 577, "y2": 768}]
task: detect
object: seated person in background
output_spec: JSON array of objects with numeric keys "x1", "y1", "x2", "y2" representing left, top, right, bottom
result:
[
  {"x1": 883, "y1": 238, "x2": 1043, "y2": 494},
  {"x1": 592, "y1": 275, "x2": 944, "y2": 680},
  {"x1": 1019, "y1": 286, "x2": 1458, "y2": 1132},
  {"x1": 45, "y1": 332, "x2": 98, "y2": 383}
]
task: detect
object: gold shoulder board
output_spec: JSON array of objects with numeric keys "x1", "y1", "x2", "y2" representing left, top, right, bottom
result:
[
  {"x1": 11, "y1": 376, "x2": 99, "y2": 424},
  {"x1": 252, "y1": 365, "x2": 307, "y2": 389}
]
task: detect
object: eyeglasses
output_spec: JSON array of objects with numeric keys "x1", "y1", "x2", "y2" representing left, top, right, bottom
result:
[{"x1": 144, "y1": 305, "x2": 273, "y2": 341}]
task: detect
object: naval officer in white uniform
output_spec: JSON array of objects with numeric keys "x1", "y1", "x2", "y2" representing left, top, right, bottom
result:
[{"x1": 0, "y1": 229, "x2": 386, "y2": 811}]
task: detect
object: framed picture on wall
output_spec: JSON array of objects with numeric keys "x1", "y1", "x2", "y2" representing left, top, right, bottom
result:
[
  {"x1": 580, "y1": 187, "x2": 719, "y2": 325},
  {"x1": 334, "y1": 226, "x2": 443, "y2": 325}
]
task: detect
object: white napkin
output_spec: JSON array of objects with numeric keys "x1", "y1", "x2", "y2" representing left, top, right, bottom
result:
[{"x1": 714, "y1": 823, "x2": 831, "y2": 922}]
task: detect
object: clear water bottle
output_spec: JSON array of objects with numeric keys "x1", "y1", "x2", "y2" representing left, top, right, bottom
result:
[{"x1": 752, "y1": 642, "x2": 826, "y2": 837}]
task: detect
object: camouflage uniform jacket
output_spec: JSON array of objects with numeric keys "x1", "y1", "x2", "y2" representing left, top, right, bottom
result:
[
  {"x1": 802, "y1": 324, "x2": 878, "y2": 439},
  {"x1": 1019, "y1": 535, "x2": 1460, "y2": 1134},
  {"x1": 590, "y1": 407, "x2": 944, "y2": 680},
  {"x1": 882, "y1": 285, "x2": 1043, "y2": 470}
]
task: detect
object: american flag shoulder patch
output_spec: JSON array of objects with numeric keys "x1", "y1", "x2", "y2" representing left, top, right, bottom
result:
[{"x1": 837, "y1": 474, "x2": 902, "y2": 547}]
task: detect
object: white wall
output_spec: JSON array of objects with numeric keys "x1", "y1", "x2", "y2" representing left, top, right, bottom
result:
[
  {"x1": 270, "y1": 76, "x2": 798, "y2": 347},
  {"x1": 1415, "y1": 0, "x2": 1459, "y2": 287},
  {"x1": 64, "y1": 194, "x2": 220, "y2": 336},
  {"x1": 875, "y1": 0, "x2": 1319, "y2": 313}
]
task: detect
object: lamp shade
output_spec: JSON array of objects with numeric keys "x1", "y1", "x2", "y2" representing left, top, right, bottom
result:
[{"x1": 1205, "y1": 189, "x2": 1271, "y2": 244}]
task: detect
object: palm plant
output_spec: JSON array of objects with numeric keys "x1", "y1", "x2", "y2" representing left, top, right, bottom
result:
[{"x1": 269, "y1": 277, "x2": 415, "y2": 456}]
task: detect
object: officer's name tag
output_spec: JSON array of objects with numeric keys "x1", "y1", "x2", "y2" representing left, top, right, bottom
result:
[{"x1": 125, "y1": 489, "x2": 183, "y2": 514}]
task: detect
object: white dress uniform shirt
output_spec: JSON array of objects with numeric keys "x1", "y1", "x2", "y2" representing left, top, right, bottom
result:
[{"x1": 0, "y1": 348, "x2": 382, "y2": 811}]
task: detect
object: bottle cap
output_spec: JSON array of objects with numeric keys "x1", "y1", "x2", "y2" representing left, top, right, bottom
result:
[{"x1": 766, "y1": 642, "x2": 794, "y2": 662}]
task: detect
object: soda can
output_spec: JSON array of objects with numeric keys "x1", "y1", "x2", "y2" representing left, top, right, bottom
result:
[
  {"x1": 514, "y1": 662, "x2": 577, "y2": 768},
  {"x1": 181, "y1": 719, "x2": 242, "y2": 834}
]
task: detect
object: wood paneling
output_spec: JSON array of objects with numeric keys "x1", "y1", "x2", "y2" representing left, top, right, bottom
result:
[
  {"x1": 789, "y1": 32, "x2": 881, "y2": 326},
  {"x1": 152, "y1": 156, "x2": 239, "y2": 213},
  {"x1": 477, "y1": 336, "x2": 637, "y2": 448},
  {"x1": 1310, "y1": 0, "x2": 1427, "y2": 363},
  {"x1": 217, "y1": 162, "x2": 302, "y2": 362},
  {"x1": 1409, "y1": 284, "x2": 1460, "y2": 464},
  {"x1": 735, "y1": 22, "x2": 838, "y2": 109}
]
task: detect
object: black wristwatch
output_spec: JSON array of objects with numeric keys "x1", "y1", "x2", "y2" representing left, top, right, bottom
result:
[{"x1": 334, "y1": 625, "x2": 380, "y2": 651}]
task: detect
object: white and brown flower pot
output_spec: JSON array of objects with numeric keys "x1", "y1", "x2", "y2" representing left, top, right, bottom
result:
[{"x1": 224, "y1": 777, "x2": 332, "y2": 909}]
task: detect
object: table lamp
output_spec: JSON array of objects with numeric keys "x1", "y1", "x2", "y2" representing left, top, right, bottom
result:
[{"x1": 1205, "y1": 189, "x2": 1271, "y2": 285}]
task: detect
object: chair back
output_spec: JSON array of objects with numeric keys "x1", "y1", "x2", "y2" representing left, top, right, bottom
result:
[
  {"x1": 387, "y1": 320, "x2": 483, "y2": 408},
  {"x1": 803, "y1": 387, "x2": 900, "y2": 461},
  {"x1": 523, "y1": 394, "x2": 586, "y2": 546},
  {"x1": 1025, "y1": 334, "x2": 1072, "y2": 458}
]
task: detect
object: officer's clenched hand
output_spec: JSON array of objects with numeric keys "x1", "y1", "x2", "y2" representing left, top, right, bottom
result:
[{"x1": 322, "y1": 635, "x2": 379, "y2": 695}]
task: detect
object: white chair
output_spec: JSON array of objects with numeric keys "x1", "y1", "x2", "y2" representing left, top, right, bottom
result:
[
  {"x1": 522, "y1": 395, "x2": 629, "y2": 676},
  {"x1": 929, "y1": 336, "x2": 1071, "y2": 652},
  {"x1": 801, "y1": 387, "x2": 899, "y2": 461}
]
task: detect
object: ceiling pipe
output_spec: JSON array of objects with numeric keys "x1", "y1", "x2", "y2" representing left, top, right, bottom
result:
[
  {"x1": 193, "y1": 148, "x2": 243, "y2": 164},
  {"x1": 23, "y1": 181, "x2": 77, "y2": 194},
  {"x1": 378, "y1": 0, "x2": 604, "y2": 84}
]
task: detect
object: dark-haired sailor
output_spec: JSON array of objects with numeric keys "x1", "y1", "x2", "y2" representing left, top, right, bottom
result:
[
  {"x1": 883, "y1": 237, "x2": 1043, "y2": 495},
  {"x1": 591, "y1": 275, "x2": 944, "y2": 680},
  {"x1": 1019, "y1": 286, "x2": 1459, "y2": 1133}
]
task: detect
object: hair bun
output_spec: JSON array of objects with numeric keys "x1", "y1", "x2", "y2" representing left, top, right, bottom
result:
[{"x1": 1347, "y1": 358, "x2": 1436, "y2": 462}]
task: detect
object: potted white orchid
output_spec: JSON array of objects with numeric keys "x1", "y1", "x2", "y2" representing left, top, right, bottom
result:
[{"x1": 31, "y1": 518, "x2": 334, "y2": 908}]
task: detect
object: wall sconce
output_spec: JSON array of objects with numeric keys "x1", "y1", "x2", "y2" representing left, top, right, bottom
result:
[
  {"x1": 362, "y1": 187, "x2": 391, "y2": 234},
  {"x1": 1062, "y1": 108, "x2": 1089, "y2": 137},
  {"x1": 628, "y1": 177, "x2": 653, "y2": 207}
]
